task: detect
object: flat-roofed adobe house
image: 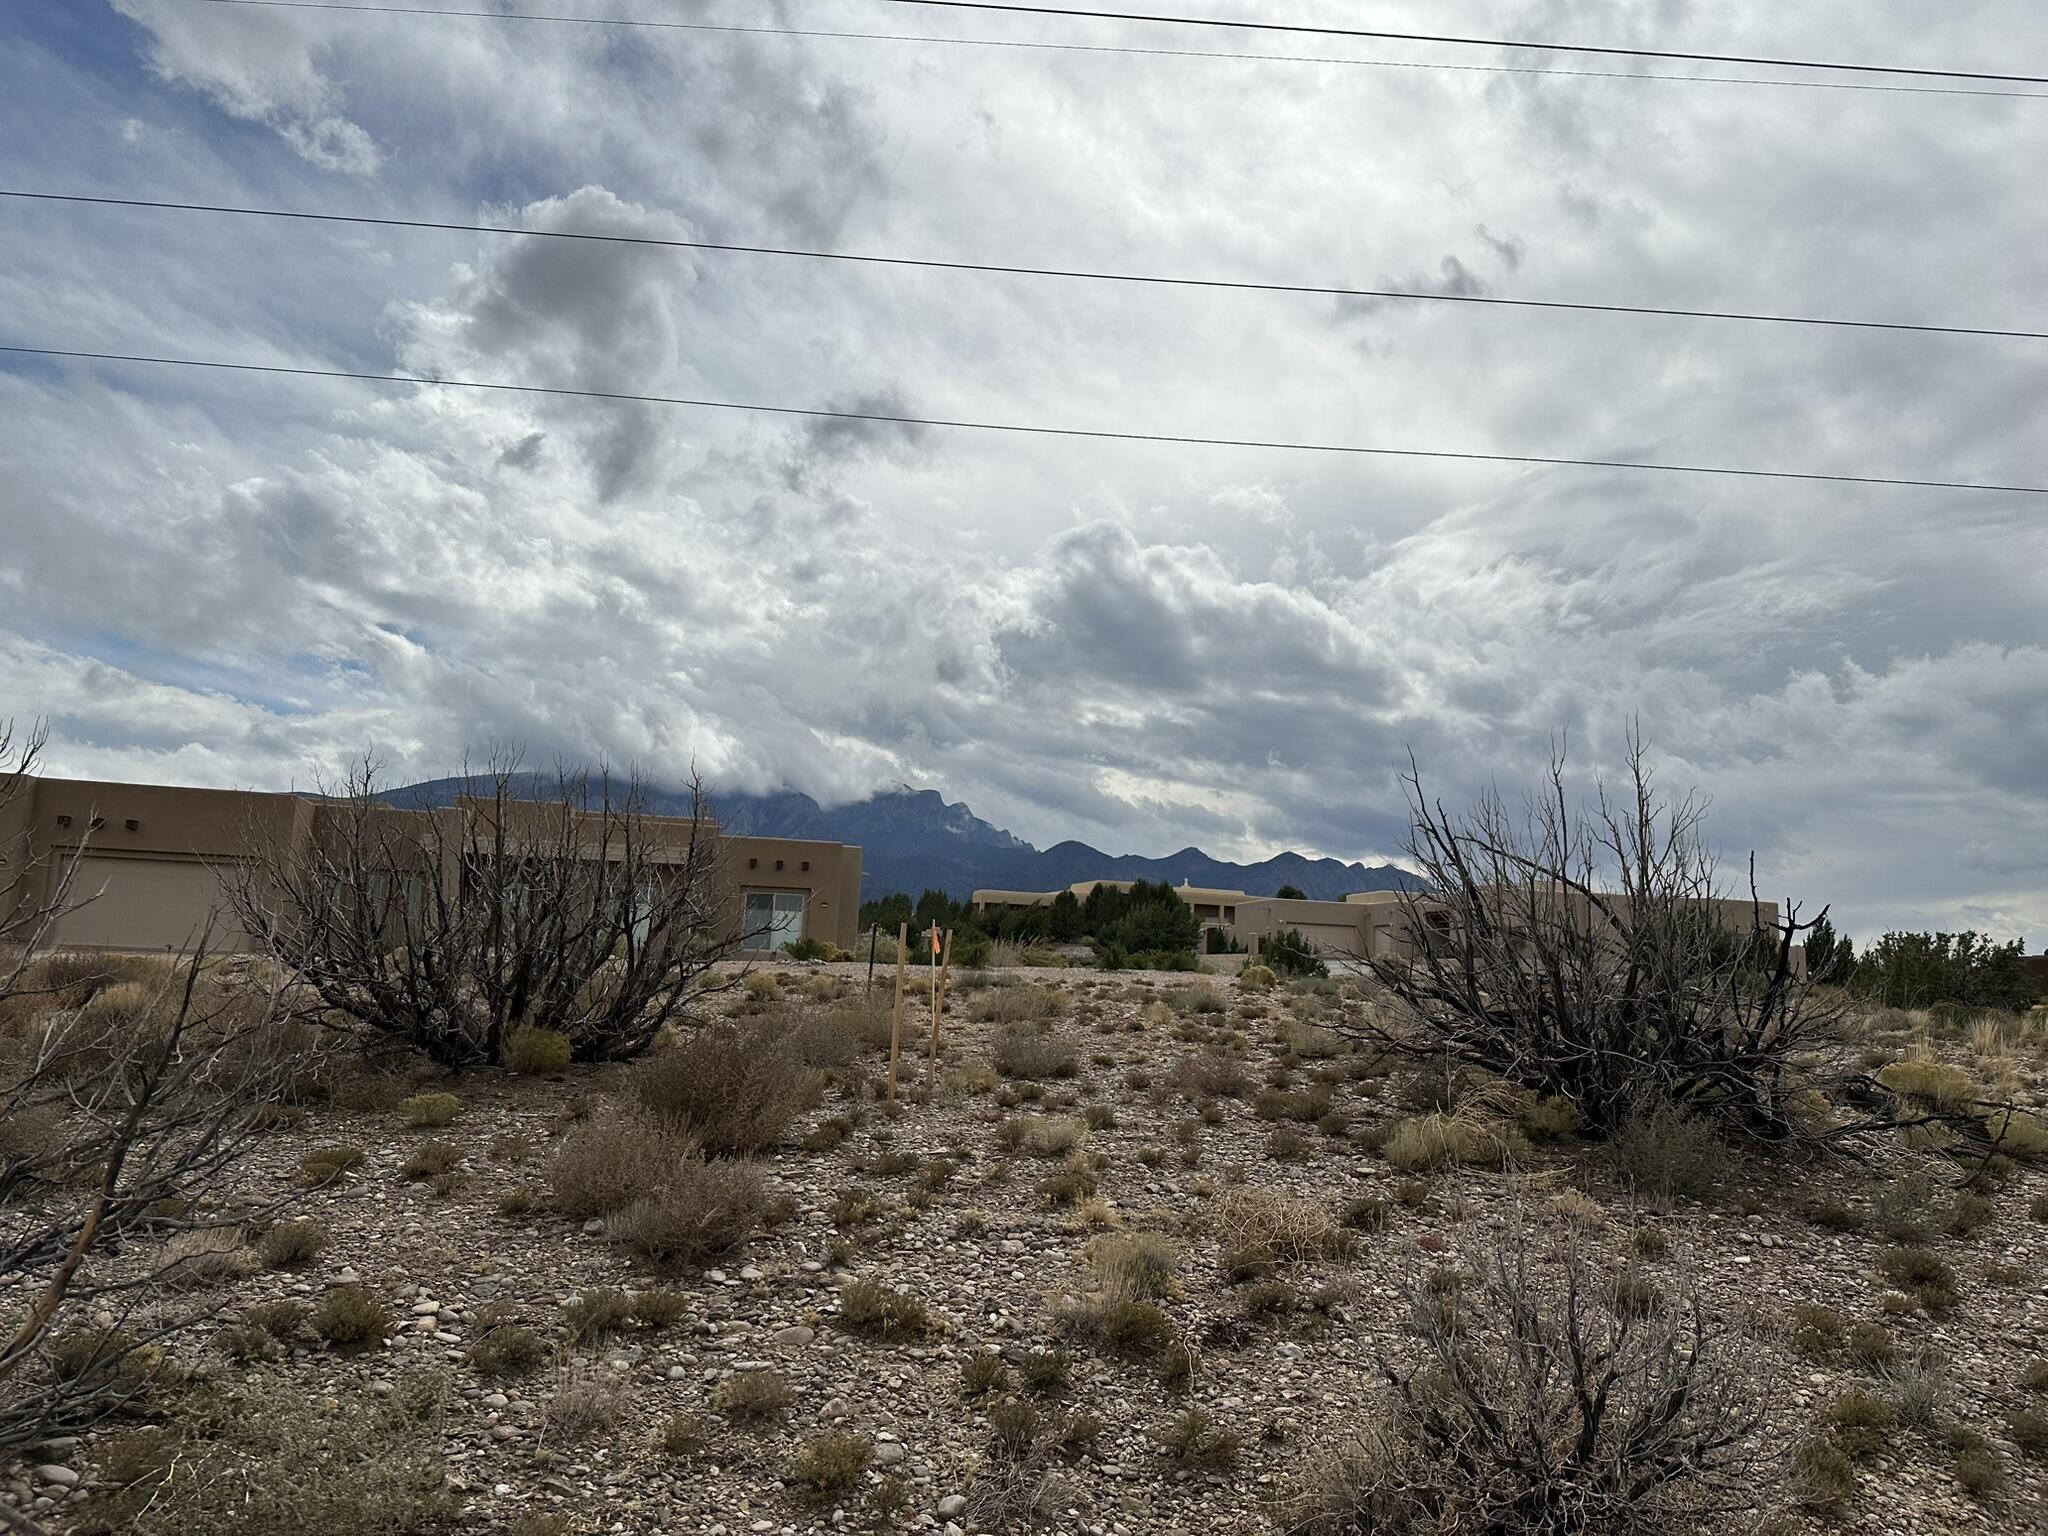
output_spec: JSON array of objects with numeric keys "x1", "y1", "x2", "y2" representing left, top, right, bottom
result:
[
  {"x1": 0, "y1": 776, "x2": 862, "y2": 955},
  {"x1": 973, "y1": 876, "x2": 1787, "y2": 967}
]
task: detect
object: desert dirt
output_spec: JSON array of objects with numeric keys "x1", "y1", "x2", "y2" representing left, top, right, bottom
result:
[{"x1": 8, "y1": 960, "x2": 2046, "y2": 1535}]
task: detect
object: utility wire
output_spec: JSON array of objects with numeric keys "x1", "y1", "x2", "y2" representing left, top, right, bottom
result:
[
  {"x1": 10, "y1": 191, "x2": 2038, "y2": 344},
  {"x1": 865, "y1": 0, "x2": 2048, "y2": 85},
  {"x1": 4, "y1": 344, "x2": 2039, "y2": 495},
  {"x1": 160, "y1": 0, "x2": 2048, "y2": 99}
]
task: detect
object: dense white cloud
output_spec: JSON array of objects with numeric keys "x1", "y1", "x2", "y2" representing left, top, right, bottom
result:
[{"x1": 1, "y1": 0, "x2": 2045, "y2": 945}]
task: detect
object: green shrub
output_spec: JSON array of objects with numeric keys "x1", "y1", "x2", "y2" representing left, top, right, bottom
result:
[
  {"x1": 396, "y1": 1092, "x2": 460, "y2": 1129},
  {"x1": 504, "y1": 1027, "x2": 573, "y2": 1075},
  {"x1": 1825, "y1": 1389, "x2": 1897, "y2": 1462},
  {"x1": 1261, "y1": 929, "x2": 1327, "y2": 978},
  {"x1": 564, "y1": 1288, "x2": 636, "y2": 1342}
]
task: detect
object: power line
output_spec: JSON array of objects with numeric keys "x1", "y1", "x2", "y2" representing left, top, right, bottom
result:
[
  {"x1": 4, "y1": 343, "x2": 2039, "y2": 495},
  {"x1": 865, "y1": 0, "x2": 2048, "y2": 85},
  {"x1": 161, "y1": 0, "x2": 2048, "y2": 99},
  {"x1": 11, "y1": 191, "x2": 2038, "y2": 344}
]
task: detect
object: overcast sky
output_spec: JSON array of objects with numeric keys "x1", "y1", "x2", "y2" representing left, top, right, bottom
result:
[{"x1": 2, "y1": 0, "x2": 2044, "y2": 945}]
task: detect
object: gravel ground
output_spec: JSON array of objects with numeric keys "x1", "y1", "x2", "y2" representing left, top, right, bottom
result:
[{"x1": 8, "y1": 963, "x2": 2045, "y2": 1535}]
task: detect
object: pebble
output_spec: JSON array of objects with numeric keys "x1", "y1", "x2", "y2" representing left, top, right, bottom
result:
[
  {"x1": 34, "y1": 1467, "x2": 79, "y2": 1489},
  {"x1": 874, "y1": 1442, "x2": 907, "y2": 1467},
  {"x1": 771, "y1": 1326, "x2": 815, "y2": 1348},
  {"x1": 936, "y1": 1495, "x2": 967, "y2": 1518}
]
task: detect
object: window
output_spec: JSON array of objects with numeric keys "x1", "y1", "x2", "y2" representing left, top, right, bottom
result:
[{"x1": 741, "y1": 889, "x2": 806, "y2": 952}]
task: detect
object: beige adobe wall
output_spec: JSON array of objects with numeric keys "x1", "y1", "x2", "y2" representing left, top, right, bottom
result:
[
  {"x1": 8, "y1": 777, "x2": 863, "y2": 956},
  {"x1": 3, "y1": 777, "x2": 313, "y2": 952},
  {"x1": 724, "y1": 835, "x2": 860, "y2": 950}
]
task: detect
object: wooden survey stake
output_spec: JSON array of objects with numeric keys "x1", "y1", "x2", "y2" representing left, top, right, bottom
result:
[
  {"x1": 887, "y1": 921, "x2": 908, "y2": 1104},
  {"x1": 928, "y1": 927, "x2": 953, "y2": 1092}
]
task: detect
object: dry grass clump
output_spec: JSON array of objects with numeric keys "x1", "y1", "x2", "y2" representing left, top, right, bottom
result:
[
  {"x1": 396, "y1": 1091, "x2": 460, "y2": 1128},
  {"x1": 503, "y1": 1026, "x2": 573, "y2": 1075},
  {"x1": 544, "y1": 1367, "x2": 626, "y2": 1441},
  {"x1": 838, "y1": 1277, "x2": 929, "y2": 1337},
  {"x1": 298, "y1": 1143, "x2": 364, "y2": 1188},
  {"x1": 714, "y1": 1368, "x2": 795, "y2": 1420},
  {"x1": 153, "y1": 1227, "x2": 258, "y2": 1290},
  {"x1": 608, "y1": 1158, "x2": 768, "y2": 1267},
  {"x1": 996, "y1": 1114, "x2": 1089, "y2": 1158},
  {"x1": 1608, "y1": 1101, "x2": 1723, "y2": 1202},
  {"x1": 312, "y1": 1284, "x2": 388, "y2": 1349},
  {"x1": 972, "y1": 985, "x2": 1065, "y2": 1024},
  {"x1": 400, "y1": 1138, "x2": 463, "y2": 1180},
  {"x1": 1085, "y1": 1232, "x2": 1180, "y2": 1300},
  {"x1": 1170, "y1": 1050, "x2": 1249, "y2": 1100},
  {"x1": 1238, "y1": 964, "x2": 1277, "y2": 990},
  {"x1": 1255, "y1": 1085, "x2": 1334, "y2": 1123},
  {"x1": 632, "y1": 1019, "x2": 816, "y2": 1155},
  {"x1": 548, "y1": 1107, "x2": 679, "y2": 1217},
  {"x1": 548, "y1": 1106, "x2": 769, "y2": 1265},
  {"x1": 1383, "y1": 1109, "x2": 1528, "y2": 1172},
  {"x1": 87, "y1": 1383, "x2": 454, "y2": 1536},
  {"x1": 1156, "y1": 1406, "x2": 1240, "y2": 1468},
  {"x1": 259, "y1": 1219, "x2": 327, "y2": 1269},
  {"x1": 1876, "y1": 1058, "x2": 1980, "y2": 1111},
  {"x1": 1211, "y1": 1186, "x2": 1351, "y2": 1277},
  {"x1": 993, "y1": 1026, "x2": 1080, "y2": 1080},
  {"x1": 1171, "y1": 983, "x2": 1227, "y2": 1015},
  {"x1": 791, "y1": 1429, "x2": 874, "y2": 1496}
]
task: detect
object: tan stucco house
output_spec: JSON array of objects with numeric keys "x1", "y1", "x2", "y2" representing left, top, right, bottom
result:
[{"x1": 0, "y1": 776, "x2": 862, "y2": 955}]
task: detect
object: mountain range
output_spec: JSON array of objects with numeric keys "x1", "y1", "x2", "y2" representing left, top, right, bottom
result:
[{"x1": 391, "y1": 777, "x2": 1416, "y2": 903}]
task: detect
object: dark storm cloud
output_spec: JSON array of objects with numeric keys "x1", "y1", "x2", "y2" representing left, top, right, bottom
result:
[{"x1": 2, "y1": 0, "x2": 2044, "y2": 943}]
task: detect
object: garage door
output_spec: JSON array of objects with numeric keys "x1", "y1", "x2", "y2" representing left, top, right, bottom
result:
[{"x1": 47, "y1": 856, "x2": 245, "y2": 952}]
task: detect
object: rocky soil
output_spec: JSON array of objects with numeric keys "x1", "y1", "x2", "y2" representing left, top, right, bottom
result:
[{"x1": 7, "y1": 963, "x2": 2046, "y2": 1535}]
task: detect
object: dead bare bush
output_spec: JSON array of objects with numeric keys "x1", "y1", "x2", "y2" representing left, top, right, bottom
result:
[
  {"x1": 225, "y1": 757, "x2": 737, "y2": 1069},
  {"x1": 1283, "y1": 1216, "x2": 1773, "y2": 1534},
  {"x1": 1361, "y1": 736, "x2": 1908, "y2": 1148},
  {"x1": 0, "y1": 718, "x2": 307, "y2": 1461}
]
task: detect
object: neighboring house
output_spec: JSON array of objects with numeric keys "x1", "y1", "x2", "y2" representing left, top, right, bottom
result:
[
  {"x1": 0, "y1": 777, "x2": 862, "y2": 955},
  {"x1": 974, "y1": 878, "x2": 1787, "y2": 966}
]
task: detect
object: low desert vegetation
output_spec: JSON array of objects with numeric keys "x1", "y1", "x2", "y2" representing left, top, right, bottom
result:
[{"x1": 3, "y1": 720, "x2": 2043, "y2": 1536}]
